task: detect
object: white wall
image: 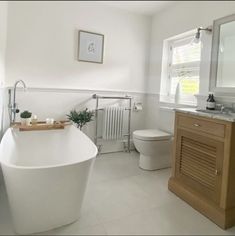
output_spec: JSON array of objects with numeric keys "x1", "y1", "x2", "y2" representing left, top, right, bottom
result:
[
  {"x1": 146, "y1": 1, "x2": 235, "y2": 131},
  {"x1": 5, "y1": 1, "x2": 151, "y2": 93},
  {"x1": 0, "y1": 1, "x2": 8, "y2": 132},
  {"x1": 0, "y1": 1, "x2": 8, "y2": 134},
  {"x1": 149, "y1": 1, "x2": 235, "y2": 95},
  {"x1": 0, "y1": 1, "x2": 8, "y2": 186},
  {"x1": 13, "y1": 89, "x2": 147, "y2": 153},
  {"x1": 3, "y1": 1, "x2": 152, "y2": 154},
  {"x1": 5, "y1": 1, "x2": 235, "y2": 143},
  {"x1": 0, "y1": 1, "x2": 7, "y2": 87}
]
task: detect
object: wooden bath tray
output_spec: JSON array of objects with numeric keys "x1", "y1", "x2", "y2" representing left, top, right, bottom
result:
[{"x1": 11, "y1": 120, "x2": 71, "y2": 131}]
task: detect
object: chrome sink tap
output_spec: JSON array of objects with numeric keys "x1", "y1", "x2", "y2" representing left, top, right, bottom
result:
[
  {"x1": 219, "y1": 104, "x2": 234, "y2": 114},
  {"x1": 8, "y1": 80, "x2": 27, "y2": 123},
  {"x1": 220, "y1": 105, "x2": 226, "y2": 113}
]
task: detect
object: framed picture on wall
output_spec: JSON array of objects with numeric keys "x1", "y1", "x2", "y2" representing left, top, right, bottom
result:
[{"x1": 78, "y1": 30, "x2": 104, "y2": 64}]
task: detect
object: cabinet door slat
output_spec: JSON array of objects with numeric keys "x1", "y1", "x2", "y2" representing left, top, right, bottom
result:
[
  {"x1": 178, "y1": 136, "x2": 217, "y2": 191},
  {"x1": 182, "y1": 142, "x2": 216, "y2": 159},
  {"x1": 180, "y1": 158, "x2": 216, "y2": 179},
  {"x1": 181, "y1": 168, "x2": 215, "y2": 190},
  {"x1": 181, "y1": 146, "x2": 216, "y2": 168},
  {"x1": 182, "y1": 137, "x2": 217, "y2": 153}
]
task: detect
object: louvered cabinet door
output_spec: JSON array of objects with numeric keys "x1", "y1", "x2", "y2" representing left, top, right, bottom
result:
[{"x1": 175, "y1": 129, "x2": 224, "y2": 204}]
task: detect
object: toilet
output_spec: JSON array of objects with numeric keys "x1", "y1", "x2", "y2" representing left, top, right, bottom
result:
[{"x1": 133, "y1": 129, "x2": 173, "y2": 170}]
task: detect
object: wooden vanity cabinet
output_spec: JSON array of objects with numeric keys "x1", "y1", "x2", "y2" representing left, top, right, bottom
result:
[{"x1": 168, "y1": 111, "x2": 235, "y2": 229}]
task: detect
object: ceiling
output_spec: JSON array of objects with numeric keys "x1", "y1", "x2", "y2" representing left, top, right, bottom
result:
[{"x1": 100, "y1": 1, "x2": 177, "y2": 16}]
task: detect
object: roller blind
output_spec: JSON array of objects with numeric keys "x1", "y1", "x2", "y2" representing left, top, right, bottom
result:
[{"x1": 168, "y1": 36, "x2": 201, "y2": 104}]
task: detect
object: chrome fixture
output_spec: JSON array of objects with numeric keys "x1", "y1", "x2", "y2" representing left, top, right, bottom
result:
[
  {"x1": 92, "y1": 94, "x2": 132, "y2": 153},
  {"x1": 220, "y1": 104, "x2": 235, "y2": 114},
  {"x1": 197, "y1": 104, "x2": 235, "y2": 115},
  {"x1": 192, "y1": 27, "x2": 212, "y2": 44},
  {"x1": 8, "y1": 80, "x2": 27, "y2": 123}
]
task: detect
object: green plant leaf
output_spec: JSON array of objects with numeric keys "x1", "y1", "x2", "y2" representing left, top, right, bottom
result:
[
  {"x1": 20, "y1": 110, "x2": 32, "y2": 119},
  {"x1": 66, "y1": 108, "x2": 94, "y2": 129}
]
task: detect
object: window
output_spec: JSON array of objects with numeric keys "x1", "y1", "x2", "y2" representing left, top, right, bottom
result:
[{"x1": 160, "y1": 32, "x2": 201, "y2": 105}]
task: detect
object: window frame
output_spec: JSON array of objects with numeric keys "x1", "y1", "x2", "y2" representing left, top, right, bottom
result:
[{"x1": 160, "y1": 30, "x2": 201, "y2": 106}]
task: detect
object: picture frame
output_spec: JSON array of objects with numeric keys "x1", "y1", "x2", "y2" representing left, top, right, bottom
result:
[{"x1": 78, "y1": 30, "x2": 104, "y2": 64}]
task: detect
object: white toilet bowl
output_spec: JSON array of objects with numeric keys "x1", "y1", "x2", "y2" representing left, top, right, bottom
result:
[{"x1": 133, "y1": 129, "x2": 173, "y2": 170}]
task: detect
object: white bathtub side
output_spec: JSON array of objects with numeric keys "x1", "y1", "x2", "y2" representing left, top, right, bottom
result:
[
  {"x1": 0, "y1": 126, "x2": 97, "y2": 168},
  {"x1": 0, "y1": 126, "x2": 97, "y2": 234},
  {"x1": 2, "y1": 156, "x2": 95, "y2": 235}
]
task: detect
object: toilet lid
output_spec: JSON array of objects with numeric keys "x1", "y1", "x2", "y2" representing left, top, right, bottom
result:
[{"x1": 133, "y1": 129, "x2": 172, "y2": 141}]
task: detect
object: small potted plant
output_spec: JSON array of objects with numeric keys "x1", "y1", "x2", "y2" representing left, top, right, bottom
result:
[
  {"x1": 20, "y1": 110, "x2": 32, "y2": 126},
  {"x1": 67, "y1": 108, "x2": 94, "y2": 130}
]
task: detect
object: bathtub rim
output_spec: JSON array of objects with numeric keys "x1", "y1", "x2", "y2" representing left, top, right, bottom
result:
[{"x1": 0, "y1": 126, "x2": 98, "y2": 170}]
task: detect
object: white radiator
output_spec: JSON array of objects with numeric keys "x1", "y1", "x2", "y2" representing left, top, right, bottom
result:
[{"x1": 102, "y1": 106, "x2": 124, "y2": 140}]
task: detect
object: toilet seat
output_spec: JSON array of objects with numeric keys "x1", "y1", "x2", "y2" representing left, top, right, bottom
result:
[{"x1": 133, "y1": 129, "x2": 172, "y2": 141}]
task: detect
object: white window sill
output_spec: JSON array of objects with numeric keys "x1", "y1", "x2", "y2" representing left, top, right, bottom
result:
[
  {"x1": 159, "y1": 94, "x2": 197, "y2": 108},
  {"x1": 159, "y1": 101, "x2": 197, "y2": 112},
  {"x1": 159, "y1": 100, "x2": 197, "y2": 107}
]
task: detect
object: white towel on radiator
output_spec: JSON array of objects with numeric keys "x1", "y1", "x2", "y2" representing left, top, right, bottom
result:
[{"x1": 103, "y1": 106, "x2": 124, "y2": 140}]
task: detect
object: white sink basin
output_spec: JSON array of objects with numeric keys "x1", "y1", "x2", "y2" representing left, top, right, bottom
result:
[
  {"x1": 227, "y1": 112, "x2": 235, "y2": 118},
  {"x1": 196, "y1": 109, "x2": 235, "y2": 118},
  {"x1": 196, "y1": 109, "x2": 223, "y2": 114}
]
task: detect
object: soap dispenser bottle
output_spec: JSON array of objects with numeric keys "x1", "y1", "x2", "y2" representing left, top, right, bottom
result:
[{"x1": 206, "y1": 93, "x2": 216, "y2": 110}]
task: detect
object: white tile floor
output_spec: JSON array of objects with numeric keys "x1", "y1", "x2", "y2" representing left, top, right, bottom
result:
[{"x1": 1, "y1": 151, "x2": 235, "y2": 235}]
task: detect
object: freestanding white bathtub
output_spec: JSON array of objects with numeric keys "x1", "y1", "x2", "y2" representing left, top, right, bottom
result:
[{"x1": 0, "y1": 125, "x2": 97, "y2": 235}]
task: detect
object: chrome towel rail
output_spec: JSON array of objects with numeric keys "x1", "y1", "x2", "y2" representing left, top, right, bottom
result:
[
  {"x1": 92, "y1": 94, "x2": 132, "y2": 152},
  {"x1": 92, "y1": 94, "x2": 132, "y2": 100}
]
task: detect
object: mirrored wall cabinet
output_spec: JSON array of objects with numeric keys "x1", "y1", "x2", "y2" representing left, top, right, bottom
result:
[{"x1": 210, "y1": 14, "x2": 235, "y2": 96}]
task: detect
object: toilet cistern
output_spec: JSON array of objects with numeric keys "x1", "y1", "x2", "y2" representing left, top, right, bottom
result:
[{"x1": 8, "y1": 80, "x2": 27, "y2": 123}]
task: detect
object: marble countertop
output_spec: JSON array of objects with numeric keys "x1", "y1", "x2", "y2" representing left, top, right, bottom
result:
[{"x1": 174, "y1": 108, "x2": 235, "y2": 122}]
